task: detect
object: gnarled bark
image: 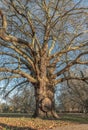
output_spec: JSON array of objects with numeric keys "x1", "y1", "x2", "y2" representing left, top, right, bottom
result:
[{"x1": 33, "y1": 82, "x2": 59, "y2": 118}]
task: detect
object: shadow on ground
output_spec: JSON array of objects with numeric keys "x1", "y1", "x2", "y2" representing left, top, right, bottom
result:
[
  {"x1": 41, "y1": 113, "x2": 88, "y2": 124},
  {"x1": 0, "y1": 123, "x2": 37, "y2": 130},
  {"x1": 59, "y1": 114, "x2": 88, "y2": 124}
]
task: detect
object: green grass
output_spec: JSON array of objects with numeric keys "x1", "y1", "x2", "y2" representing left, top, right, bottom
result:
[
  {"x1": 60, "y1": 113, "x2": 88, "y2": 124},
  {"x1": 0, "y1": 113, "x2": 32, "y2": 117}
]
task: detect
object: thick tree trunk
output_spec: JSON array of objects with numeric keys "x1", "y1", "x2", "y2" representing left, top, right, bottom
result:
[
  {"x1": 33, "y1": 51, "x2": 59, "y2": 118},
  {"x1": 33, "y1": 83, "x2": 59, "y2": 118}
]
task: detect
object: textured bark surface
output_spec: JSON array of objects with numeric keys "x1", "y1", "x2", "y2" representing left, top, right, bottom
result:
[
  {"x1": 33, "y1": 83, "x2": 59, "y2": 118},
  {"x1": 33, "y1": 51, "x2": 59, "y2": 118}
]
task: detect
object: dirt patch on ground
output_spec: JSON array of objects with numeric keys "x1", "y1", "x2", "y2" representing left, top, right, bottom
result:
[{"x1": 52, "y1": 124, "x2": 88, "y2": 130}]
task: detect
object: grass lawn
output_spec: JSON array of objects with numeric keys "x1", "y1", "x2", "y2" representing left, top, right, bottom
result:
[
  {"x1": 60, "y1": 113, "x2": 88, "y2": 124},
  {"x1": 0, "y1": 113, "x2": 87, "y2": 130}
]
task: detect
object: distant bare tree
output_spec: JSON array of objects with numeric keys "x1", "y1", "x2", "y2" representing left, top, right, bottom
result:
[
  {"x1": 59, "y1": 70, "x2": 88, "y2": 113},
  {"x1": 9, "y1": 87, "x2": 35, "y2": 113}
]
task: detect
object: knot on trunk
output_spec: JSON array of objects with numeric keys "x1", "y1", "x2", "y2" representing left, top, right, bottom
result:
[
  {"x1": 40, "y1": 97, "x2": 52, "y2": 112},
  {"x1": 47, "y1": 90, "x2": 53, "y2": 99}
]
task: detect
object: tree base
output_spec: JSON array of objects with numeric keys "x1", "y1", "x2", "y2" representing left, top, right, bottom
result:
[{"x1": 32, "y1": 109, "x2": 59, "y2": 119}]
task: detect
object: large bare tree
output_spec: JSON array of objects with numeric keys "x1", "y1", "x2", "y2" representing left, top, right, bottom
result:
[{"x1": 0, "y1": 0, "x2": 88, "y2": 118}]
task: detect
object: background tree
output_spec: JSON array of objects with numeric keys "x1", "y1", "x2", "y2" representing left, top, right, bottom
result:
[
  {"x1": 0, "y1": 0, "x2": 88, "y2": 118},
  {"x1": 8, "y1": 86, "x2": 35, "y2": 113},
  {"x1": 0, "y1": 102, "x2": 9, "y2": 113},
  {"x1": 58, "y1": 69, "x2": 88, "y2": 113}
]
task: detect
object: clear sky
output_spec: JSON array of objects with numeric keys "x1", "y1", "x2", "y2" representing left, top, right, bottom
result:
[{"x1": 74, "y1": 0, "x2": 88, "y2": 5}]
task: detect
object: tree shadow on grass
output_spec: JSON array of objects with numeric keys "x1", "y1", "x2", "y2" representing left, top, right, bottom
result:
[
  {"x1": 59, "y1": 114, "x2": 88, "y2": 124},
  {"x1": 0, "y1": 123, "x2": 37, "y2": 130},
  {"x1": 60, "y1": 117, "x2": 88, "y2": 124},
  {"x1": 41, "y1": 114, "x2": 88, "y2": 124}
]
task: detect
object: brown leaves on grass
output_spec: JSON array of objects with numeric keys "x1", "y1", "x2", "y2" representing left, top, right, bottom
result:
[{"x1": 0, "y1": 117, "x2": 72, "y2": 130}]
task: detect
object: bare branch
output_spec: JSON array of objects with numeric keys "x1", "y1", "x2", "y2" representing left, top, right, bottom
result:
[
  {"x1": 54, "y1": 51, "x2": 88, "y2": 77},
  {"x1": 55, "y1": 76, "x2": 88, "y2": 85},
  {"x1": 5, "y1": 80, "x2": 28, "y2": 97},
  {"x1": 0, "y1": 68, "x2": 37, "y2": 83}
]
